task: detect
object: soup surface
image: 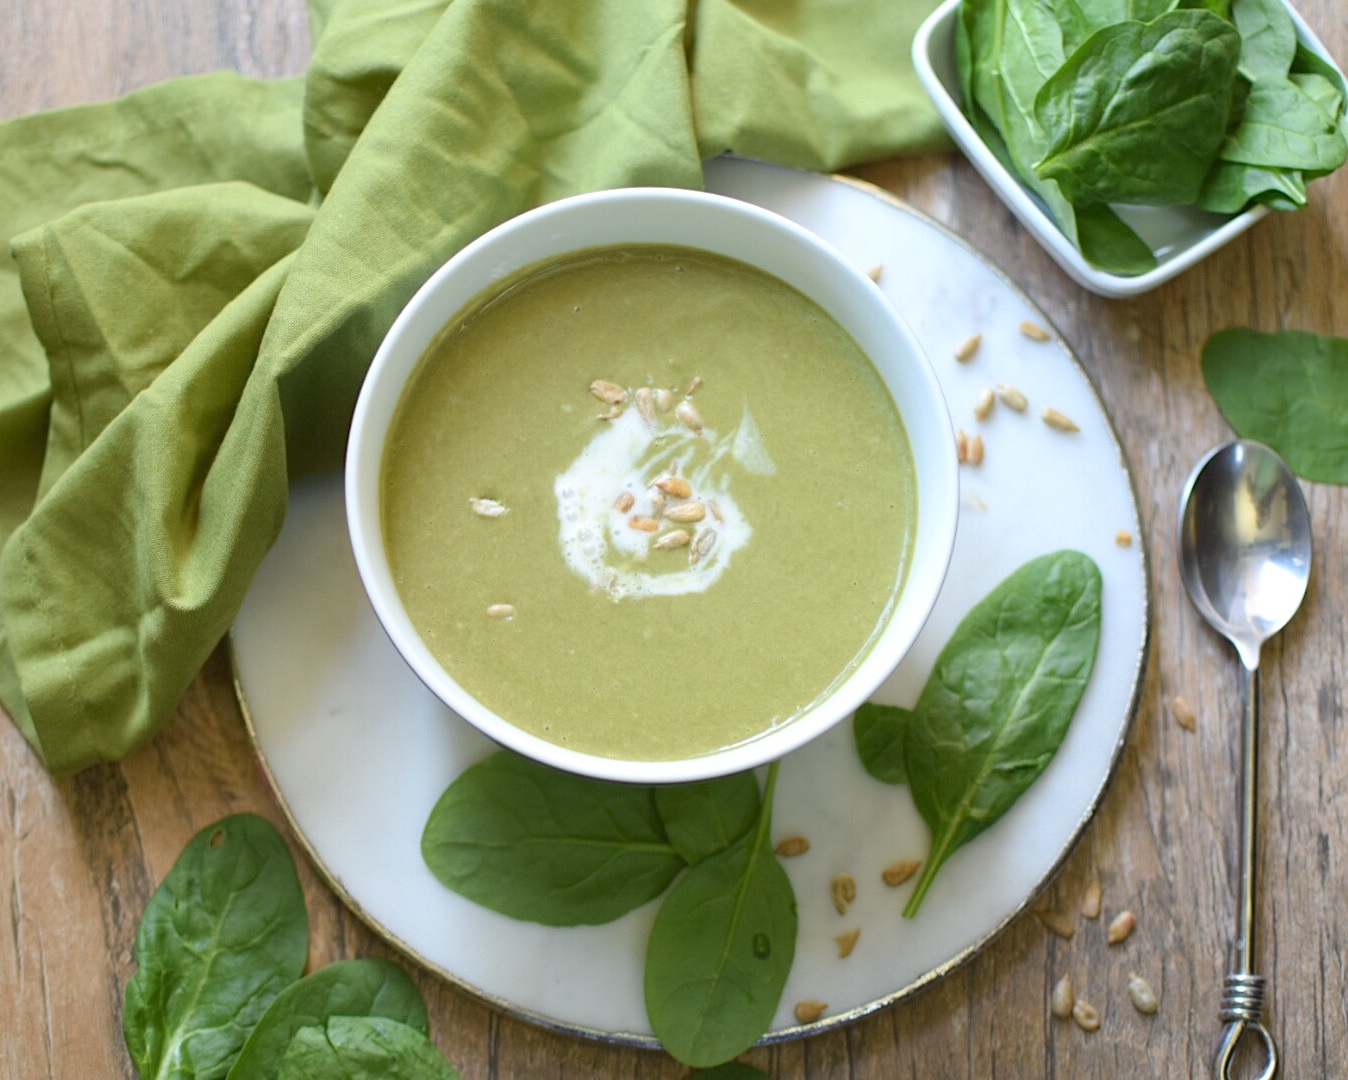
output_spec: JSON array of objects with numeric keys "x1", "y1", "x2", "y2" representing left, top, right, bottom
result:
[{"x1": 382, "y1": 244, "x2": 917, "y2": 761}]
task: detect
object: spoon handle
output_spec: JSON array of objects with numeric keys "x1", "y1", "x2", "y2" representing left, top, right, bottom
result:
[{"x1": 1214, "y1": 665, "x2": 1277, "y2": 1079}]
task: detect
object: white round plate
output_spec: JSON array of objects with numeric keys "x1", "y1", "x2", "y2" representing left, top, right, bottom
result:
[{"x1": 231, "y1": 156, "x2": 1149, "y2": 1045}]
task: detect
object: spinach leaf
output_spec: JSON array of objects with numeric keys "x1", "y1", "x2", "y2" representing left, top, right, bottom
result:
[
  {"x1": 123, "y1": 814, "x2": 309, "y2": 1080},
  {"x1": 1230, "y1": 0, "x2": 1297, "y2": 80},
  {"x1": 1219, "y1": 77, "x2": 1348, "y2": 171},
  {"x1": 1196, "y1": 160, "x2": 1306, "y2": 212},
  {"x1": 856, "y1": 552, "x2": 1102, "y2": 918},
  {"x1": 655, "y1": 772, "x2": 761, "y2": 866},
  {"x1": 276, "y1": 1016, "x2": 461, "y2": 1079},
  {"x1": 420, "y1": 751, "x2": 684, "y2": 926},
  {"x1": 854, "y1": 701, "x2": 913, "y2": 785},
  {"x1": 1202, "y1": 328, "x2": 1348, "y2": 483},
  {"x1": 1293, "y1": 73, "x2": 1345, "y2": 123},
  {"x1": 227, "y1": 958, "x2": 427, "y2": 1080},
  {"x1": 645, "y1": 764, "x2": 797, "y2": 1068},
  {"x1": 1034, "y1": 11, "x2": 1242, "y2": 205},
  {"x1": 1075, "y1": 202, "x2": 1159, "y2": 274},
  {"x1": 1180, "y1": 0, "x2": 1232, "y2": 16}
]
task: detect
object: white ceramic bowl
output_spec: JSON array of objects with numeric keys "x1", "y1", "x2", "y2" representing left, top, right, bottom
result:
[
  {"x1": 345, "y1": 188, "x2": 959, "y2": 783},
  {"x1": 913, "y1": 0, "x2": 1346, "y2": 298}
]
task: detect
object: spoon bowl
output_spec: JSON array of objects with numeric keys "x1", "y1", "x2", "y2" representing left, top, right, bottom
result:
[{"x1": 1177, "y1": 439, "x2": 1311, "y2": 1080}]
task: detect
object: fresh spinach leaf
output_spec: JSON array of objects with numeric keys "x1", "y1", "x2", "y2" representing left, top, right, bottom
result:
[
  {"x1": 1292, "y1": 73, "x2": 1345, "y2": 123},
  {"x1": 655, "y1": 772, "x2": 761, "y2": 866},
  {"x1": 227, "y1": 958, "x2": 427, "y2": 1080},
  {"x1": 420, "y1": 751, "x2": 684, "y2": 926},
  {"x1": 854, "y1": 701, "x2": 914, "y2": 785},
  {"x1": 1034, "y1": 11, "x2": 1242, "y2": 205},
  {"x1": 1180, "y1": 0, "x2": 1233, "y2": 16},
  {"x1": 1230, "y1": 0, "x2": 1297, "y2": 81},
  {"x1": 276, "y1": 1016, "x2": 461, "y2": 1079},
  {"x1": 645, "y1": 764, "x2": 797, "y2": 1068},
  {"x1": 856, "y1": 552, "x2": 1102, "y2": 918},
  {"x1": 123, "y1": 814, "x2": 309, "y2": 1080},
  {"x1": 1202, "y1": 328, "x2": 1348, "y2": 483},
  {"x1": 1196, "y1": 160, "x2": 1306, "y2": 212},
  {"x1": 1219, "y1": 77, "x2": 1348, "y2": 171},
  {"x1": 1075, "y1": 202, "x2": 1158, "y2": 274},
  {"x1": 1291, "y1": 42, "x2": 1348, "y2": 105}
]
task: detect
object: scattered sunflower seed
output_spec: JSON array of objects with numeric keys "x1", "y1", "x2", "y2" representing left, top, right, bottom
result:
[
  {"x1": 1127, "y1": 971, "x2": 1159, "y2": 1015},
  {"x1": 1081, "y1": 879, "x2": 1102, "y2": 920},
  {"x1": 835, "y1": 928, "x2": 861, "y2": 958},
  {"x1": 653, "y1": 387, "x2": 676, "y2": 413},
  {"x1": 1115, "y1": 529, "x2": 1134, "y2": 547},
  {"x1": 469, "y1": 497, "x2": 509, "y2": 518},
  {"x1": 675, "y1": 400, "x2": 703, "y2": 433},
  {"x1": 1042, "y1": 406, "x2": 1080, "y2": 432},
  {"x1": 655, "y1": 476, "x2": 692, "y2": 499},
  {"x1": 831, "y1": 873, "x2": 857, "y2": 916},
  {"x1": 1172, "y1": 695, "x2": 1197, "y2": 732},
  {"x1": 653, "y1": 529, "x2": 691, "y2": 550},
  {"x1": 867, "y1": 264, "x2": 884, "y2": 283},
  {"x1": 774, "y1": 836, "x2": 810, "y2": 858},
  {"x1": 628, "y1": 515, "x2": 660, "y2": 532},
  {"x1": 665, "y1": 501, "x2": 706, "y2": 523},
  {"x1": 974, "y1": 386, "x2": 996, "y2": 420},
  {"x1": 956, "y1": 429, "x2": 970, "y2": 464},
  {"x1": 995, "y1": 384, "x2": 1028, "y2": 412},
  {"x1": 685, "y1": 376, "x2": 703, "y2": 396},
  {"x1": 1107, "y1": 910, "x2": 1136, "y2": 946},
  {"x1": 691, "y1": 527, "x2": 718, "y2": 563},
  {"x1": 1071, "y1": 998, "x2": 1101, "y2": 1033},
  {"x1": 634, "y1": 386, "x2": 655, "y2": 422},
  {"x1": 1050, "y1": 973, "x2": 1076, "y2": 1020},
  {"x1": 708, "y1": 498, "x2": 724, "y2": 523},
  {"x1": 485, "y1": 604, "x2": 515, "y2": 621},
  {"x1": 612, "y1": 492, "x2": 635, "y2": 513},
  {"x1": 954, "y1": 333, "x2": 982, "y2": 362},
  {"x1": 589, "y1": 378, "x2": 627, "y2": 405},
  {"x1": 881, "y1": 859, "x2": 922, "y2": 887},
  {"x1": 1020, "y1": 320, "x2": 1052, "y2": 342},
  {"x1": 1035, "y1": 908, "x2": 1076, "y2": 939},
  {"x1": 794, "y1": 1000, "x2": 828, "y2": 1024},
  {"x1": 967, "y1": 433, "x2": 985, "y2": 466}
]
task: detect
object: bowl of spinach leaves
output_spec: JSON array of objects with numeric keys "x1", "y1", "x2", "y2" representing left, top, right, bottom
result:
[{"x1": 913, "y1": 0, "x2": 1347, "y2": 297}]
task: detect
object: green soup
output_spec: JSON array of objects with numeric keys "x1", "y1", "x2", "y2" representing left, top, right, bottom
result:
[{"x1": 382, "y1": 244, "x2": 917, "y2": 761}]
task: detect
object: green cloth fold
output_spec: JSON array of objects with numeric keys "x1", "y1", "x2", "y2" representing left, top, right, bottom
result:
[{"x1": 0, "y1": 0, "x2": 944, "y2": 773}]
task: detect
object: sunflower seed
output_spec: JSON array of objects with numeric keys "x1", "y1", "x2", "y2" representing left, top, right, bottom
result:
[
  {"x1": 1081, "y1": 879, "x2": 1102, "y2": 920},
  {"x1": 881, "y1": 859, "x2": 921, "y2": 887},
  {"x1": 774, "y1": 835, "x2": 810, "y2": 857},
  {"x1": 628, "y1": 515, "x2": 660, "y2": 532},
  {"x1": 794, "y1": 1000, "x2": 828, "y2": 1024},
  {"x1": 1128, "y1": 971, "x2": 1159, "y2": 1015},
  {"x1": 485, "y1": 604, "x2": 515, "y2": 620},
  {"x1": 589, "y1": 378, "x2": 627, "y2": 405},
  {"x1": 1172, "y1": 695, "x2": 1197, "y2": 732},
  {"x1": 831, "y1": 873, "x2": 857, "y2": 915},
  {"x1": 867, "y1": 264, "x2": 884, "y2": 283},
  {"x1": 1050, "y1": 973, "x2": 1075, "y2": 1019},
  {"x1": 653, "y1": 529, "x2": 691, "y2": 550},
  {"x1": 995, "y1": 384, "x2": 1028, "y2": 412},
  {"x1": 469, "y1": 498, "x2": 509, "y2": 518},
  {"x1": 675, "y1": 400, "x2": 703, "y2": 433},
  {"x1": 653, "y1": 387, "x2": 675, "y2": 413},
  {"x1": 655, "y1": 476, "x2": 692, "y2": 499},
  {"x1": 665, "y1": 501, "x2": 706, "y2": 523},
  {"x1": 954, "y1": 333, "x2": 982, "y2": 362},
  {"x1": 967, "y1": 433, "x2": 985, "y2": 466},
  {"x1": 835, "y1": 928, "x2": 861, "y2": 958},
  {"x1": 612, "y1": 492, "x2": 635, "y2": 513},
  {"x1": 1036, "y1": 908, "x2": 1076, "y2": 939},
  {"x1": 634, "y1": 386, "x2": 655, "y2": 422},
  {"x1": 1071, "y1": 998, "x2": 1101, "y2": 1032},
  {"x1": 1020, "y1": 320, "x2": 1052, "y2": 342},
  {"x1": 1107, "y1": 909, "x2": 1136, "y2": 945},
  {"x1": 685, "y1": 376, "x2": 703, "y2": 396},
  {"x1": 691, "y1": 527, "x2": 717, "y2": 563},
  {"x1": 974, "y1": 386, "x2": 995, "y2": 420},
  {"x1": 1042, "y1": 406, "x2": 1080, "y2": 432},
  {"x1": 1115, "y1": 529, "x2": 1134, "y2": 547}
]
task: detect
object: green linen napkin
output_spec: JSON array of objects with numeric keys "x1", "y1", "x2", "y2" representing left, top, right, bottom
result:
[{"x1": 0, "y1": 0, "x2": 945, "y2": 773}]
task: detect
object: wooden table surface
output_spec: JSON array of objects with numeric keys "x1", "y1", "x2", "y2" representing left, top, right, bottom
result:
[{"x1": 4, "y1": 2, "x2": 1346, "y2": 1077}]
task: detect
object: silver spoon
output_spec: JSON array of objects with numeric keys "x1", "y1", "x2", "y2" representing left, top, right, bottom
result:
[{"x1": 1178, "y1": 440, "x2": 1311, "y2": 1080}]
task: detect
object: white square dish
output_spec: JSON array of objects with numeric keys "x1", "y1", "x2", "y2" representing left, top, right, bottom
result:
[{"x1": 912, "y1": 0, "x2": 1346, "y2": 298}]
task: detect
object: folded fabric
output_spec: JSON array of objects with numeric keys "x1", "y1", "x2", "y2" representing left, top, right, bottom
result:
[{"x1": 0, "y1": 0, "x2": 946, "y2": 773}]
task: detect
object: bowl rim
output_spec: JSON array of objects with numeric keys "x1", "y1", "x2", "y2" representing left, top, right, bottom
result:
[
  {"x1": 912, "y1": 0, "x2": 1341, "y2": 299},
  {"x1": 344, "y1": 186, "x2": 959, "y2": 784}
]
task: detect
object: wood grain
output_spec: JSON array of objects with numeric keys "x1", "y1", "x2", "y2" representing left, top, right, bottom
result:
[{"x1": 3, "y1": 2, "x2": 1346, "y2": 1077}]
